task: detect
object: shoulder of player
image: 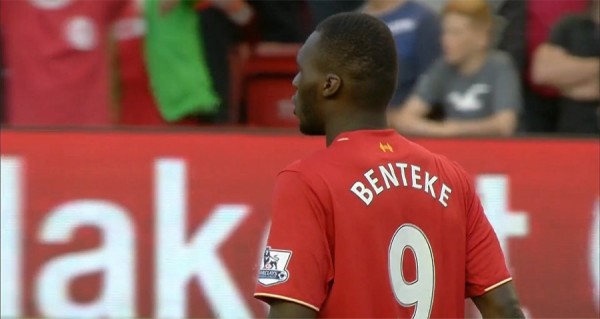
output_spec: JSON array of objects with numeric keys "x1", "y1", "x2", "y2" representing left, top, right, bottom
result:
[
  {"x1": 278, "y1": 149, "x2": 330, "y2": 177},
  {"x1": 442, "y1": 158, "x2": 474, "y2": 195},
  {"x1": 276, "y1": 154, "x2": 332, "y2": 206},
  {"x1": 403, "y1": 136, "x2": 441, "y2": 159},
  {"x1": 405, "y1": 139, "x2": 461, "y2": 176},
  {"x1": 400, "y1": 139, "x2": 474, "y2": 206},
  {"x1": 413, "y1": 141, "x2": 471, "y2": 189}
]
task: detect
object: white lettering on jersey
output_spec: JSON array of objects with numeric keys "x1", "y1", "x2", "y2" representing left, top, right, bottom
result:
[
  {"x1": 350, "y1": 162, "x2": 452, "y2": 207},
  {"x1": 351, "y1": 181, "x2": 374, "y2": 206}
]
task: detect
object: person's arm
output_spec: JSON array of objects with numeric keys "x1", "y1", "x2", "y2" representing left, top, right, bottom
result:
[
  {"x1": 393, "y1": 99, "x2": 516, "y2": 137},
  {"x1": 254, "y1": 169, "x2": 333, "y2": 318},
  {"x1": 390, "y1": 60, "x2": 453, "y2": 136},
  {"x1": 445, "y1": 110, "x2": 517, "y2": 136},
  {"x1": 460, "y1": 168, "x2": 525, "y2": 318},
  {"x1": 532, "y1": 44, "x2": 600, "y2": 88},
  {"x1": 447, "y1": 53, "x2": 519, "y2": 137},
  {"x1": 472, "y1": 281, "x2": 525, "y2": 318},
  {"x1": 560, "y1": 74, "x2": 600, "y2": 101},
  {"x1": 268, "y1": 300, "x2": 317, "y2": 319},
  {"x1": 391, "y1": 95, "x2": 454, "y2": 136},
  {"x1": 211, "y1": 0, "x2": 254, "y2": 26}
]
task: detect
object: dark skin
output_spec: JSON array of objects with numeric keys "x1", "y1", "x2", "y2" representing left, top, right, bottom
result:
[
  {"x1": 291, "y1": 32, "x2": 388, "y2": 146},
  {"x1": 268, "y1": 281, "x2": 524, "y2": 319},
  {"x1": 267, "y1": 31, "x2": 525, "y2": 319}
]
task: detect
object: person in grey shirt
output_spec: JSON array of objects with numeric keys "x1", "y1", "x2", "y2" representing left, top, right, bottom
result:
[{"x1": 390, "y1": 0, "x2": 521, "y2": 136}]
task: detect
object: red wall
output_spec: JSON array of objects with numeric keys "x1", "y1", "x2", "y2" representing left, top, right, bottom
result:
[{"x1": 1, "y1": 130, "x2": 598, "y2": 318}]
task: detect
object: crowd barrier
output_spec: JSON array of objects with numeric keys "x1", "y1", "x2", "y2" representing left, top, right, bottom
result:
[{"x1": 1, "y1": 129, "x2": 598, "y2": 318}]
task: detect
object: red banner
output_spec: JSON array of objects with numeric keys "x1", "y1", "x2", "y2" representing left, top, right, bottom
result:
[{"x1": 1, "y1": 130, "x2": 598, "y2": 318}]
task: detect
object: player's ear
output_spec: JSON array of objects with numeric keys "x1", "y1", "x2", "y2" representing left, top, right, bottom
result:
[{"x1": 322, "y1": 73, "x2": 341, "y2": 98}]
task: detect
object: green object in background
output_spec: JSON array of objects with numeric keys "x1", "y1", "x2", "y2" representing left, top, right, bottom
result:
[{"x1": 144, "y1": 0, "x2": 220, "y2": 122}]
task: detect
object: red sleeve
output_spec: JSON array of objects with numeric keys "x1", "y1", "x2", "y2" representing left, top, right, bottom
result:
[
  {"x1": 110, "y1": 0, "x2": 143, "y2": 39},
  {"x1": 463, "y1": 173, "x2": 512, "y2": 297},
  {"x1": 254, "y1": 170, "x2": 333, "y2": 311}
]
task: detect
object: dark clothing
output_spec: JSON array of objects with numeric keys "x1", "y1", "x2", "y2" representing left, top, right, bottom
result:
[
  {"x1": 377, "y1": 0, "x2": 441, "y2": 107},
  {"x1": 521, "y1": 89, "x2": 560, "y2": 133},
  {"x1": 496, "y1": 0, "x2": 527, "y2": 74},
  {"x1": 248, "y1": 1, "x2": 308, "y2": 42},
  {"x1": 307, "y1": 0, "x2": 365, "y2": 28},
  {"x1": 198, "y1": 8, "x2": 241, "y2": 123},
  {"x1": 549, "y1": 14, "x2": 600, "y2": 134},
  {"x1": 521, "y1": 0, "x2": 588, "y2": 133}
]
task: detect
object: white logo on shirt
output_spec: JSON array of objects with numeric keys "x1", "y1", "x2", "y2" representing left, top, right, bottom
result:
[
  {"x1": 257, "y1": 247, "x2": 292, "y2": 286},
  {"x1": 65, "y1": 16, "x2": 97, "y2": 51},
  {"x1": 387, "y1": 18, "x2": 416, "y2": 35},
  {"x1": 447, "y1": 83, "x2": 490, "y2": 112}
]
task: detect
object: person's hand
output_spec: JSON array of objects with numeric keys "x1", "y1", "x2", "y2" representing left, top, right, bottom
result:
[
  {"x1": 159, "y1": 0, "x2": 180, "y2": 16},
  {"x1": 208, "y1": 0, "x2": 253, "y2": 25},
  {"x1": 542, "y1": 45, "x2": 569, "y2": 62}
]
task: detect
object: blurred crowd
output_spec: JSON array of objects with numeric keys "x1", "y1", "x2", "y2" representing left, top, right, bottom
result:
[{"x1": 0, "y1": 0, "x2": 598, "y2": 136}]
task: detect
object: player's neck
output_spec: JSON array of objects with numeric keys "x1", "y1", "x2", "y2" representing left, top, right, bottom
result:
[{"x1": 325, "y1": 113, "x2": 388, "y2": 147}]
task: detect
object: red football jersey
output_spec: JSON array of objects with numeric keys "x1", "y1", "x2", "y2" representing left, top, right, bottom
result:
[
  {"x1": 254, "y1": 129, "x2": 511, "y2": 318},
  {"x1": 0, "y1": 0, "x2": 129, "y2": 126}
]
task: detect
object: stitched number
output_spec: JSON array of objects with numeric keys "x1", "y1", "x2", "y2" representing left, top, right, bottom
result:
[{"x1": 388, "y1": 224, "x2": 435, "y2": 319}]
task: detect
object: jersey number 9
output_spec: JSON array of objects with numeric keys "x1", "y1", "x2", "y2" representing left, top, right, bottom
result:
[{"x1": 388, "y1": 224, "x2": 435, "y2": 319}]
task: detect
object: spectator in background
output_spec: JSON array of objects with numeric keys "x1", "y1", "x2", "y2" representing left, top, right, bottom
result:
[
  {"x1": 419, "y1": 0, "x2": 527, "y2": 74},
  {"x1": 144, "y1": 0, "x2": 221, "y2": 124},
  {"x1": 197, "y1": 0, "x2": 254, "y2": 123},
  {"x1": 307, "y1": 0, "x2": 365, "y2": 28},
  {"x1": 363, "y1": 0, "x2": 441, "y2": 108},
  {"x1": 523, "y1": 0, "x2": 588, "y2": 132},
  {"x1": 247, "y1": 1, "x2": 307, "y2": 43},
  {"x1": 0, "y1": 0, "x2": 131, "y2": 127},
  {"x1": 531, "y1": 0, "x2": 600, "y2": 134},
  {"x1": 390, "y1": 0, "x2": 520, "y2": 137},
  {"x1": 493, "y1": 0, "x2": 526, "y2": 76},
  {"x1": 116, "y1": 0, "x2": 167, "y2": 126}
]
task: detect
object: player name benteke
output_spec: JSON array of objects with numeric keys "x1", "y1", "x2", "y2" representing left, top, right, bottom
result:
[{"x1": 350, "y1": 162, "x2": 453, "y2": 207}]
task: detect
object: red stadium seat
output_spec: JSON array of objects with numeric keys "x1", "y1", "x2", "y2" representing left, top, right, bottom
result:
[{"x1": 244, "y1": 42, "x2": 300, "y2": 127}]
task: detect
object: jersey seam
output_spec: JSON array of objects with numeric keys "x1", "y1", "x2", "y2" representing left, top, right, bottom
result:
[
  {"x1": 483, "y1": 277, "x2": 513, "y2": 292},
  {"x1": 254, "y1": 292, "x2": 320, "y2": 311}
]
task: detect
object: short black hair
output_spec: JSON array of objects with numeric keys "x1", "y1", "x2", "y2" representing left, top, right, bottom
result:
[{"x1": 315, "y1": 12, "x2": 398, "y2": 110}]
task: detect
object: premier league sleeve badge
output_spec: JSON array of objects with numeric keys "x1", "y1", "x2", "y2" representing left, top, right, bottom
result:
[{"x1": 258, "y1": 247, "x2": 293, "y2": 286}]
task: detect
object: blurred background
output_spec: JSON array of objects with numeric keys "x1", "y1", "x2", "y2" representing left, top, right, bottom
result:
[{"x1": 0, "y1": 0, "x2": 598, "y2": 318}]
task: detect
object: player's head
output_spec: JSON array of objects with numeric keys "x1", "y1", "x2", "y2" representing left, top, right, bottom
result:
[
  {"x1": 292, "y1": 12, "x2": 398, "y2": 135},
  {"x1": 441, "y1": 0, "x2": 493, "y2": 64}
]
